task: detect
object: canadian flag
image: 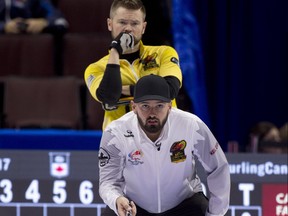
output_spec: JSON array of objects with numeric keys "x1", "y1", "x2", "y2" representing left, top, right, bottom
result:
[{"x1": 49, "y1": 152, "x2": 70, "y2": 178}]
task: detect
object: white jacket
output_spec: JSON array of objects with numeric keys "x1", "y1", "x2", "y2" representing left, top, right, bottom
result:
[{"x1": 98, "y1": 108, "x2": 230, "y2": 215}]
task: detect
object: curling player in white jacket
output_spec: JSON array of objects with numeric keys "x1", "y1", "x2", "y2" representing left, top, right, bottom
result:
[{"x1": 98, "y1": 74, "x2": 230, "y2": 216}]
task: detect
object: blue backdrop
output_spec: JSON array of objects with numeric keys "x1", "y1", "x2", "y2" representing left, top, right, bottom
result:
[{"x1": 172, "y1": 0, "x2": 288, "y2": 151}]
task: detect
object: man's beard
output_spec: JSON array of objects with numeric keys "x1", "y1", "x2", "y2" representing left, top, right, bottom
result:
[{"x1": 137, "y1": 114, "x2": 168, "y2": 134}]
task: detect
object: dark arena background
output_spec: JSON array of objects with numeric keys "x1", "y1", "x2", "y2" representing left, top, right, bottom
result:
[{"x1": 0, "y1": 0, "x2": 287, "y2": 216}]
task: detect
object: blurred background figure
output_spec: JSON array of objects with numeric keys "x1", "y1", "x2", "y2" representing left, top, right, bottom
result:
[
  {"x1": 0, "y1": 0, "x2": 68, "y2": 34},
  {"x1": 279, "y1": 122, "x2": 288, "y2": 151},
  {"x1": 248, "y1": 121, "x2": 286, "y2": 154}
]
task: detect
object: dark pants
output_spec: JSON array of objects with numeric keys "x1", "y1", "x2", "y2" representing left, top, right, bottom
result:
[{"x1": 102, "y1": 192, "x2": 208, "y2": 216}]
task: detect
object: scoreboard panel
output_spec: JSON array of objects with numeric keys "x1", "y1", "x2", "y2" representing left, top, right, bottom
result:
[{"x1": 0, "y1": 151, "x2": 287, "y2": 216}]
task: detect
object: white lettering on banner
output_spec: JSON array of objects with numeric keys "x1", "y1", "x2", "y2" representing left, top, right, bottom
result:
[
  {"x1": 276, "y1": 193, "x2": 288, "y2": 216},
  {"x1": 276, "y1": 205, "x2": 288, "y2": 215},
  {"x1": 229, "y1": 161, "x2": 287, "y2": 177},
  {"x1": 276, "y1": 193, "x2": 288, "y2": 205},
  {"x1": 239, "y1": 183, "x2": 254, "y2": 206}
]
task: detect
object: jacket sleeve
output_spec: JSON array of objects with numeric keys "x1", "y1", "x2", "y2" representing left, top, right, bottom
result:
[
  {"x1": 96, "y1": 64, "x2": 122, "y2": 104},
  {"x1": 164, "y1": 76, "x2": 181, "y2": 99},
  {"x1": 158, "y1": 46, "x2": 182, "y2": 88},
  {"x1": 98, "y1": 129, "x2": 125, "y2": 215},
  {"x1": 192, "y1": 118, "x2": 230, "y2": 216}
]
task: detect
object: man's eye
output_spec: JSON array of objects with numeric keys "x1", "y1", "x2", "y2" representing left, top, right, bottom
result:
[{"x1": 157, "y1": 104, "x2": 164, "y2": 109}]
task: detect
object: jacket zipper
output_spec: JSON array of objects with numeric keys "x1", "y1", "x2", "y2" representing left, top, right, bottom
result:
[{"x1": 155, "y1": 146, "x2": 161, "y2": 212}]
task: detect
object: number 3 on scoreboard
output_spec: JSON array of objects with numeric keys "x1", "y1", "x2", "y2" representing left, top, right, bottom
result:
[{"x1": 0, "y1": 179, "x2": 13, "y2": 203}]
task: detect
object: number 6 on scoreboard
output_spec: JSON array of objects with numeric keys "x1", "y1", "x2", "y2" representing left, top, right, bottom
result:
[{"x1": 79, "y1": 180, "x2": 94, "y2": 204}]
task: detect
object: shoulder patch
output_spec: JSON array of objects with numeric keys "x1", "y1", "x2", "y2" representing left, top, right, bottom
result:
[
  {"x1": 98, "y1": 147, "x2": 110, "y2": 167},
  {"x1": 86, "y1": 74, "x2": 95, "y2": 88},
  {"x1": 170, "y1": 57, "x2": 179, "y2": 66}
]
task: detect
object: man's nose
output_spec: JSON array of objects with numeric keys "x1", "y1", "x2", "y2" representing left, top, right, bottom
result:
[
  {"x1": 148, "y1": 107, "x2": 157, "y2": 115},
  {"x1": 123, "y1": 25, "x2": 132, "y2": 33}
]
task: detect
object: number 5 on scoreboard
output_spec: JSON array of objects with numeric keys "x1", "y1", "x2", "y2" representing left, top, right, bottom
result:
[{"x1": 53, "y1": 180, "x2": 67, "y2": 204}]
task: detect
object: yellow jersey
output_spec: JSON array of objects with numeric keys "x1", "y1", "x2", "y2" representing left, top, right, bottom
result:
[{"x1": 84, "y1": 41, "x2": 182, "y2": 130}]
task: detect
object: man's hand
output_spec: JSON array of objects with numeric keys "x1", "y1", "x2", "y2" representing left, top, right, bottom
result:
[
  {"x1": 110, "y1": 32, "x2": 134, "y2": 55},
  {"x1": 4, "y1": 18, "x2": 24, "y2": 34},
  {"x1": 4, "y1": 18, "x2": 48, "y2": 34},
  {"x1": 116, "y1": 196, "x2": 136, "y2": 216},
  {"x1": 25, "y1": 18, "x2": 48, "y2": 34}
]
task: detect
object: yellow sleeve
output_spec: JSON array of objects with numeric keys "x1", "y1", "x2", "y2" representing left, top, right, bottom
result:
[
  {"x1": 84, "y1": 57, "x2": 107, "y2": 102},
  {"x1": 158, "y1": 46, "x2": 183, "y2": 87}
]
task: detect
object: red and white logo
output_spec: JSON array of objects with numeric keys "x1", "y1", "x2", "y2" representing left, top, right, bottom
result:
[{"x1": 49, "y1": 152, "x2": 70, "y2": 178}]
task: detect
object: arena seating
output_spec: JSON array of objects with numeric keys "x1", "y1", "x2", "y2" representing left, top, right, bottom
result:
[
  {"x1": 0, "y1": 34, "x2": 55, "y2": 77},
  {"x1": 0, "y1": 0, "x2": 113, "y2": 130},
  {"x1": 61, "y1": 33, "x2": 110, "y2": 78},
  {"x1": 2, "y1": 76, "x2": 82, "y2": 129}
]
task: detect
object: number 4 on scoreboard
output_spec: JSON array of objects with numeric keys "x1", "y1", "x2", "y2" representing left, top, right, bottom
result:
[{"x1": 25, "y1": 180, "x2": 41, "y2": 203}]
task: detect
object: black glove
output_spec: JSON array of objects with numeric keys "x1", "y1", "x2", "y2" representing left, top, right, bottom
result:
[{"x1": 110, "y1": 32, "x2": 134, "y2": 54}]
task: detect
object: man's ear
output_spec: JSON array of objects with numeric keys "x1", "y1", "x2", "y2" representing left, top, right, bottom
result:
[
  {"x1": 168, "y1": 102, "x2": 172, "y2": 111},
  {"x1": 142, "y1": 21, "x2": 147, "y2": 34},
  {"x1": 107, "y1": 18, "x2": 112, "y2": 31},
  {"x1": 131, "y1": 101, "x2": 137, "y2": 113}
]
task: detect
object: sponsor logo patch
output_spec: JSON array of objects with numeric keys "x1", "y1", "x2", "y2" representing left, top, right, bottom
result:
[
  {"x1": 124, "y1": 130, "x2": 134, "y2": 138},
  {"x1": 170, "y1": 140, "x2": 187, "y2": 163},
  {"x1": 128, "y1": 149, "x2": 144, "y2": 165},
  {"x1": 210, "y1": 142, "x2": 219, "y2": 155},
  {"x1": 140, "y1": 53, "x2": 159, "y2": 70}
]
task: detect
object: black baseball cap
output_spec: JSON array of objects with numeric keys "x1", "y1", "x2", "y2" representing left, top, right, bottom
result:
[{"x1": 133, "y1": 75, "x2": 171, "y2": 103}]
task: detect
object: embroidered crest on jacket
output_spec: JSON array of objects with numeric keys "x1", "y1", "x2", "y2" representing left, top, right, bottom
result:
[
  {"x1": 128, "y1": 150, "x2": 144, "y2": 165},
  {"x1": 170, "y1": 140, "x2": 187, "y2": 163},
  {"x1": 140, "y1": 53, "x2": 159, "y2": 70}
]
